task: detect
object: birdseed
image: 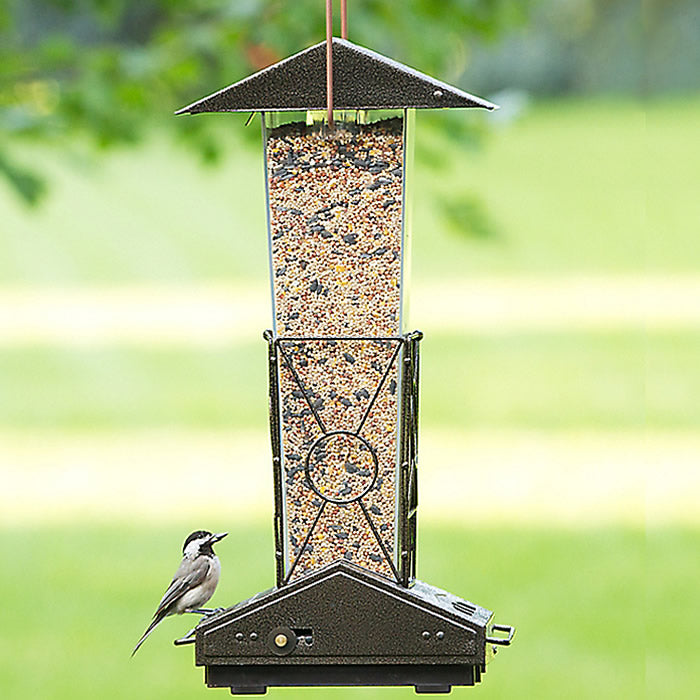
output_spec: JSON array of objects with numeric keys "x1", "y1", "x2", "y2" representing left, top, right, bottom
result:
[{"x1": 265, "y1": 117, "x2": 405, "y2": 581}]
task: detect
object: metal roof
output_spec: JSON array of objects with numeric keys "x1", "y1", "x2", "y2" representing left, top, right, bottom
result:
[{"x1": 176, "y1": 38, "x2": 496, "y2": 115}]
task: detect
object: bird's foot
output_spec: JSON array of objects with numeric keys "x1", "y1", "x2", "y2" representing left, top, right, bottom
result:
[
  {"x1": 186, "y1": 607, "x2": 214, "y2": 615},
  {"x1": 185, "y1": 606, "x2": 225, "y2": 617}
]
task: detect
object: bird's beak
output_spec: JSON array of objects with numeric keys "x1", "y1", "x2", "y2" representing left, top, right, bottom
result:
[{"x1": 210, "y1": 532, "x2": 228, "y2": 543}]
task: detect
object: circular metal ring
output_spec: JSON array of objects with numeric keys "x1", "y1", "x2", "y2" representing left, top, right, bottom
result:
[{"x1": 304, "y1": 430, "x2": 379, "y2": 505}]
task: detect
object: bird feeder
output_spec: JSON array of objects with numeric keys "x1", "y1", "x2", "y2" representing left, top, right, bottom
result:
[{"x1": 176, "y1": 33, "x2": 514, "y2": 695}]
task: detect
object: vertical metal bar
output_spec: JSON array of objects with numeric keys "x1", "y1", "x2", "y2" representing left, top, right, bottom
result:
[
  {"x1": 325, "y1": 0, "x2": 334, "y2": 130},
  {"x1": 398, "y1": 337, "x2": 410, "y2": 585},
  {"x1": 341, "y1": 0, "x2": 348, "y2": 39},
  {"x1": 413, "y1": 334, "x2": 421, "y2": 455},
  {"x1": 397, "y1": 332, "x2": 422, "y2": 586},
  {"x1": 408, "y1": 333, "x2": 421, "y2": 582},
  {"x1": 264, "y1": 330, "x2": 286, "y2": 586}
]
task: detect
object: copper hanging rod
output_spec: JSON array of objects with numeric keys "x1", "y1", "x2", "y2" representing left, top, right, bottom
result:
[{"x1": 325, "y1": 0, "x2": 334, "y2": 129}]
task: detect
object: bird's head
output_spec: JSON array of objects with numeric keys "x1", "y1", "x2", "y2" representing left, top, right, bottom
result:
[{"x1": 182, "y1": 530, "x2": 228, "y2": 558}]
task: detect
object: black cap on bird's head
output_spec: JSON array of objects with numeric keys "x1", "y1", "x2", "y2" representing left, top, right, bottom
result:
[{"x1": 183, "y1": 530, "x2": 228, "y2": 556}]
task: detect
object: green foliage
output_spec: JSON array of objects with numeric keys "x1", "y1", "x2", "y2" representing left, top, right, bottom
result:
[
  {"x1": 0, "y1": 150, "x2": 46, "y2": 204},
  {"x1": 452, "y1": 0, "x2": 700, "y2": 96},
  {"x1": 436, "y1": 191, "x2": 497, "y2": 239},
  {"x1": 1, "y1": 0, "x2": 534, "y2": 202}
]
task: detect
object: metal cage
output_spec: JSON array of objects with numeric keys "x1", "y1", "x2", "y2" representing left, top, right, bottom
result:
[{"x1": 266, "y1": 330, "x2": 421, "y2": 588}]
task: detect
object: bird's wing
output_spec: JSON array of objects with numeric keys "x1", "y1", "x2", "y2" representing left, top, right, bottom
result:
[{"x1": 153, "y1": 555, "x2": 211, "y2": 618}]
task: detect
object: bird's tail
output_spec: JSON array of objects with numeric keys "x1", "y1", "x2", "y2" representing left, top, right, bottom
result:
[{"x1": 131, "y1": 612, "x2": 166, "y2": 656}]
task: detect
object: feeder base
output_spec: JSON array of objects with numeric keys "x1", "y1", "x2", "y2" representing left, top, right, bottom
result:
[
  {"x1": 205, "y1": 662, "x2": 484, "y2": 694},
  {"x1": 192, "y1": 561, "x2": 513, "y2": 695}
]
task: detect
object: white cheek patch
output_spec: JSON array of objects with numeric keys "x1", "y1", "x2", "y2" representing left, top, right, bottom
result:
[{"x1": 184, "y1": 538, "x2": 206, "y2": 558}]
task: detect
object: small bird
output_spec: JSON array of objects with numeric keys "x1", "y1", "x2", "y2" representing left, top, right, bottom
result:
[{"x1": 132, "y1": 530, "x2": 227, "y2": 656}]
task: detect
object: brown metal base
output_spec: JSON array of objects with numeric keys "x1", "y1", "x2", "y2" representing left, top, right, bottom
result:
[
  {"x1": 191, "y1": 561, "x2": 514, "y2": 695},
  {"x1": 205, "y1": 662, "x2": 484, "y2": 694}
]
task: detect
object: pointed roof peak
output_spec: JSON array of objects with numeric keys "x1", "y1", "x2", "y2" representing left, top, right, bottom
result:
[{"x1": 176, "y1": 37, "x2": 496, "y2": 115}]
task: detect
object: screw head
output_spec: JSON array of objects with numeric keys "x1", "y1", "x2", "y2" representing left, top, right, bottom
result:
[{"x1": 274, "y1": 633, "x2": 288, "y2": 647}]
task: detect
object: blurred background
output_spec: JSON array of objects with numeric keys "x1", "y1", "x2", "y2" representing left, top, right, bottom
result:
[{"x1": 1, "y1": 1, "x2": 698, "y2": 698}]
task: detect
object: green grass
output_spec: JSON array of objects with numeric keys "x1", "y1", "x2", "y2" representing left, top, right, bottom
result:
[
  {"x1": 1, "y1": 98, "x2": 696, "y2": 699},
  {"x1": 645, "y1": 99, "x2": 700, "y2": 273},
  {"x1": 0, "y1": 343, "x2": 268, "y2": 430},
  {"x1": 2, "y1": 98, "x2": 699, "y2": 286},
  {"x1": 646, "y1": 528, "x2": 700, "y2": 697},
  {"x1": 1, "y1": 328, "x2": 697, "y2": 431},
  {"x1": 412, "y1": 97, "x2": 698, "y2": 277},
  {"x1": 1, "y1": 521, "x2": 684, "y2": 700},
  {"x1": 1, "y1": 134, "x2": 268, "y2": 286},
  {"x1": 413, "y1": 99, "x2": 647, "y2": 278}
]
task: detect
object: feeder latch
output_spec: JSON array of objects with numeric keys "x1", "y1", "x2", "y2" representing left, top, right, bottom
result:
[{"x1": 486, "y1": 624, "x2": 515, "y2": 647}]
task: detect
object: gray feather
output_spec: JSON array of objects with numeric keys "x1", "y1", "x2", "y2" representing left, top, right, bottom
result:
[
  {"x1": 155, "y1": 556, "x2": 211, "y2": 617},
  {"x1": 131, "y1": 610, "x2": 167, "y2": 656}
]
